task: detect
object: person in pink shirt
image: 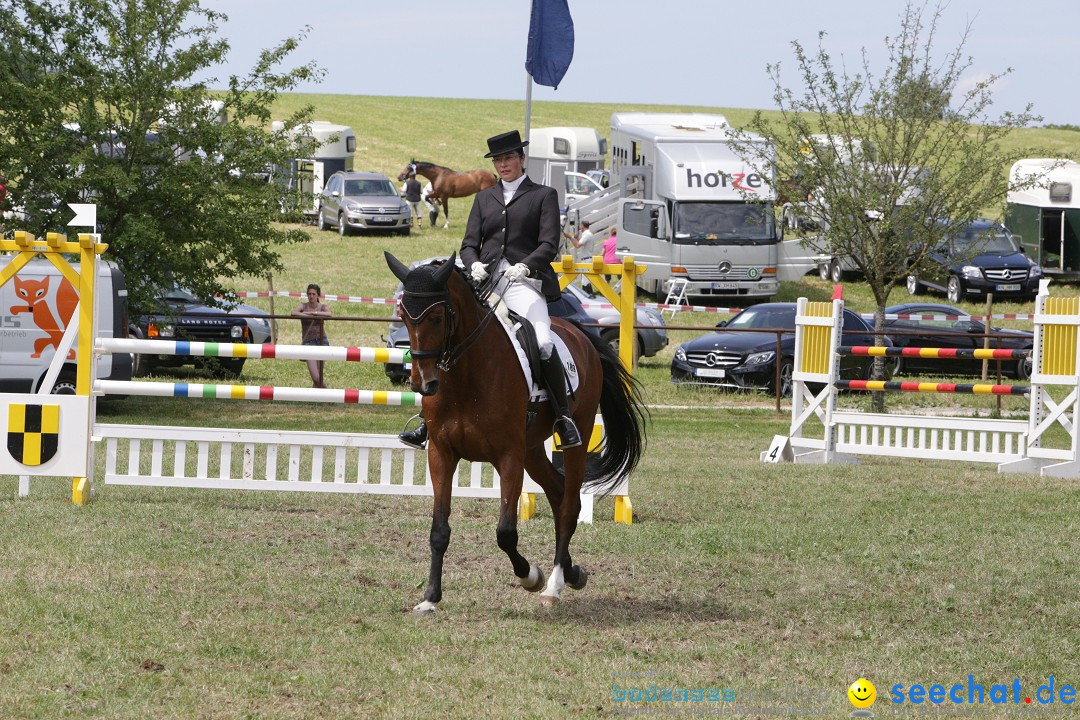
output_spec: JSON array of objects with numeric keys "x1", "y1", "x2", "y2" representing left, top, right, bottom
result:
[{"x1": 602, "y1": 227, "x2": 618, "y2": 281}]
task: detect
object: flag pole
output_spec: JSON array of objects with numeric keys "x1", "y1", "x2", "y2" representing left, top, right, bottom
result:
[
  {"x1": 524, "y1": 73, "x2": 533, "y2": 143},
  {"x1": 524, "y1": 0, "x2": 534, "y2": 143}
]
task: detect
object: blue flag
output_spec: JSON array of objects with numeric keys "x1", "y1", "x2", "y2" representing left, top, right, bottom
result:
[{"x1": 525, "y1": 0, "x2": 574, "y2": 89}]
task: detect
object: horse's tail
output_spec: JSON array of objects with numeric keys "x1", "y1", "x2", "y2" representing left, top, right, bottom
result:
[{"x1": 581, "y1": 330, "x2": 649, "y2": 496}]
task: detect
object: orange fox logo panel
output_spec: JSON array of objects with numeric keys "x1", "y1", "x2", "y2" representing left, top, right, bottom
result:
[{"x1": 10, "y1": 275, "x2": 79, "y2": 359}]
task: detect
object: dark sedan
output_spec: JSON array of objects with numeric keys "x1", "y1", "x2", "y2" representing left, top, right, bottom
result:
[
  {"x1": 883, "y1": 303, "x2": 1033, "y2": 379},
  {"x1": 671, "y1": 302, "x2": 891, "y2": 396}
]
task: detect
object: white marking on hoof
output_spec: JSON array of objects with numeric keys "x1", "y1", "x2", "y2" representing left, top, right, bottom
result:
[
  {"x1": 412, "y1": 600, "x2": 437, "y2": 614},
  {"x1": 539, "y1": 593, "x2": 560, "y2": 607},
  {"x1": 567, "y1": 567, "x2": 588, "y2": 591},
  {"x1": 542, "y1": 565, "x2": 565, "y2": 602},
  {"x1": 520, "y1": 564, "x2": 545, "y2": 592}
]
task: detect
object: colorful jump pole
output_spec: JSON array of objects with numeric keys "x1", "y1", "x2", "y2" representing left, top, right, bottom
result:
[
  {"x1": 96, "y1": 380, "x2": 421, "y2": 406},
  {"x1": 98, "y1": 338, "x2": 410, "y2": 364},
  {"x1": 836, "y1": 380, "x2": 1030, "y2": 395}
]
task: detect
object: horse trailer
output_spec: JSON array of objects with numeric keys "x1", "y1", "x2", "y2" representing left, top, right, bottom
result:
[
  {"x1": 1006, "y1": 159, "x2": 1080, "y2": 278},
  {"x1": 526, "y1": 127, "x2": 607, "y2": 207},
  {"x1": 270, "y1": 120, "x2": 356, "y2": 216}
]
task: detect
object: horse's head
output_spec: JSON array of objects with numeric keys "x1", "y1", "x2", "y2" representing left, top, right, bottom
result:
[
  {"x1": 397, "y1": 160, "x2": 418, "y2": 182},
  {"x1": 386, "y1": 251, "x2": 458, "y2": 396}
]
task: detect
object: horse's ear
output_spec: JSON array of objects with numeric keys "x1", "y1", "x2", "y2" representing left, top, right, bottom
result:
[
  {"x1": 385, "y1": 251, "x2": 411, "y2": 283},
  {"x1": 432, "y1": 252, "x2": 456, "y2": 285}
]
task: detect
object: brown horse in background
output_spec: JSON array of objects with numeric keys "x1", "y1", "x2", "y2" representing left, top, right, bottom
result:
[{"x1": 398, "y1": 160, "x2": 496, "y2": 229}]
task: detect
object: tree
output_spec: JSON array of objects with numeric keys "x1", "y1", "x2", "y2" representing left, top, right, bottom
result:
[
  {"x1": 729, "y1": 2, "x2": 1047, "y2": 395},
  {"x1": 0, "y1": 0, "x2": 324, "y2": 310}
]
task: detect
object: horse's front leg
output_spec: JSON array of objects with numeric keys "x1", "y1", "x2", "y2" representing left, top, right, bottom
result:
[
  {"x1": 494, "y1": 457, "x2": 545, "y2": 593},
  {"x1": 414, "y1": 444, "x2": 458, "y2": 615}
]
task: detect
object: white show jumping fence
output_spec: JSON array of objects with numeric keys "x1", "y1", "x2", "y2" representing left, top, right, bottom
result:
[
  {"x1": 25, "y1": 338, "x2": 624, "y2": 523},
  {"x1": 763, "y1": 281, "x2": 1080, "y2": 477}
]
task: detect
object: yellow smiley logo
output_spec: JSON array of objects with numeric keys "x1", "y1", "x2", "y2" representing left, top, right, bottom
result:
[{"x1": 848, "y1": 678, "x2": 877, "y2": 709}]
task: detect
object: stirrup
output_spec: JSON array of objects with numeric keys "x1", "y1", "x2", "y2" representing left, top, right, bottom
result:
[
  {"x1": 398, "y1": 415, "x2": 427, "y2": 450},
  {"x1": 553, "y1": 416, "x2": 582, "y2": 450}
]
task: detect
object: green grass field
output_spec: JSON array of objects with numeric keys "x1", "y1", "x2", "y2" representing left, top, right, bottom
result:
[{"x1": 3, "y1": 95, "x2": 1080, "y2": 719}]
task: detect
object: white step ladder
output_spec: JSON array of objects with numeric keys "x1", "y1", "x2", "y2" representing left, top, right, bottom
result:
[{"x1": 662, "y1": 279, "x2": 689, "y2": 318}]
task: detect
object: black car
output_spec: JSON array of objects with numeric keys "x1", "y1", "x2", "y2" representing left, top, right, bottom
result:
[
  {"x1": 383, "y1": 267, "x2": 600, "y2": 385},
  {"x1": 132, "y1": 287, "x2": 272, "y2": 377},
  {"x1": 671, "y1": 302, "x2": 891, "y2": 396},
  {"x1": 883, "y1": 302, "x2": 1033, "y2": 379},
  {"x1": 906, "y1": 220, "x2": 1042, "y2": 303}
]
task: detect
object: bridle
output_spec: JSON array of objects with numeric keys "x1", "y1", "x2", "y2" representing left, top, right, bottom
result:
[{"x1": 400, "y1": 280, "x2": 498, "y2": 373}]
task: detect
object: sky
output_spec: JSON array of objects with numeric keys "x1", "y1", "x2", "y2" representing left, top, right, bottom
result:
[{"x1": 210, "y1": 0, "x2": 1080, "y2": 126}]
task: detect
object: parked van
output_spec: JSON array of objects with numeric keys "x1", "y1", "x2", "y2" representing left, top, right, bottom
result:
[{"x1": 0, "y1": 256, "x2": 131, "y2": 393}]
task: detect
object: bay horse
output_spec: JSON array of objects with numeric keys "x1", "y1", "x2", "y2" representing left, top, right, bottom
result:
[
  {"x1": 397, "y1": 160, "x2": 497, "y2": 229},
  {"x1": 384, "y1": 251, "x2": 647, "y2": 613}
]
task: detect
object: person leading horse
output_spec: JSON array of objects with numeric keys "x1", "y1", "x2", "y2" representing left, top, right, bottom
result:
[{"x1": 398, "y1": 129, "x2": 581, "y2": 451}]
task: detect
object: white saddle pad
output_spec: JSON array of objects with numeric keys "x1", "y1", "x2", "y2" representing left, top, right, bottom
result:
[{"x1": 490, "y1": 299, "x2": 580, "y2": 402}]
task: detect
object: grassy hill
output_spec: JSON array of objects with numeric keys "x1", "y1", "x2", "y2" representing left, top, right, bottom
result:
[{"x1": 269, "y1": 93, "x2": 1080, "y2": 204}]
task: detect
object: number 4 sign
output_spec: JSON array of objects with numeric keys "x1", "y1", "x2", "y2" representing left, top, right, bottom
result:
[{"x1": 762, "y1": 434, "x2": 793, "y2": 463}]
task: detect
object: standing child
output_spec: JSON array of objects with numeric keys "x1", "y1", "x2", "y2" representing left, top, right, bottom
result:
[{"x1": 292, "y1": 283, "x2": 331, "y2": 388}]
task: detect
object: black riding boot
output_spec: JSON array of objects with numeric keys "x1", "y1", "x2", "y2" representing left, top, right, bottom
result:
[
  {"x1": 541, "y1": 349, "x2": 582, "y2": 449},
  {"x1": 399, "y1": 415, "x2": 428, "y2": 450}
]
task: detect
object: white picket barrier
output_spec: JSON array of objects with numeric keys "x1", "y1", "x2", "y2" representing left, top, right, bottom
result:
[
  {"x1": 763, "y1": 281, "x2": 1080, "y2": 477},
  {"x1": 94, "y1": 423, "x2": 596, "y2": 522},
  {"x1": 73, "y1": 338, "x2": 612, "y2": 522}
]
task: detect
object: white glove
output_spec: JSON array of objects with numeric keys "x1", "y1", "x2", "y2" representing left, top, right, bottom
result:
[
  {"x1": 470, "y1": 261, "x2": 489, "y2": 283},
  {"x1": 504, "y1": 263, "x2": 530, "y2": 282}
]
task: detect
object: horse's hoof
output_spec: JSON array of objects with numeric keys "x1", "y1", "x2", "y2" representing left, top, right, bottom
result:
[
  {"x1": 540, "y1": 594, "x2": 560, "y2": 607},
  {"x1": 567, "y1": 567, "x2": 588, "y2": 591},
  {"x1": 521, "y1": 564, "x2": 545, "y2": 593},
  {"x1": 412, "y1": 600, "x2": 438, "y2": 615}
]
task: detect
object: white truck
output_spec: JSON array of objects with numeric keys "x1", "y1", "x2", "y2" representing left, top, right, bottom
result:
[
  {"x1": 525, "y1": 126, "x2": 607, "y2": 208},
  {"x1": 569, "y1": 112, "x2": 815, "y2": 299}
]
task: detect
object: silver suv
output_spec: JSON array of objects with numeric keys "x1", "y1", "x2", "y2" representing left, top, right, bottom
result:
[{"x1": 317, "y1": 171, "x2": 411, "y2": 236}]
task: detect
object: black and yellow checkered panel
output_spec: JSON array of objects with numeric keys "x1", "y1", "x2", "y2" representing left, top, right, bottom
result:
[{"x1": 7, "y1": 403, "x2": 59, "y2": 466}]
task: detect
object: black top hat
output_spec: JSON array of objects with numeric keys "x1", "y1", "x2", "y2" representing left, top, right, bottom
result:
[{"x1": 484, "y1": 130, "x2": 529, "y2": 158}]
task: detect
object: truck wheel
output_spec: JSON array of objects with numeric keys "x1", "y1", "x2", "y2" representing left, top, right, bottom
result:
[
  {"x1": 829, "y1": 259, "x2": 843, "y2": 283},
  {"x1": 819, "y1": 262, "x2": 830, "y2": 280},
  {"x1": 906, "y1": 274, "x2": 921, "y2": 296}
]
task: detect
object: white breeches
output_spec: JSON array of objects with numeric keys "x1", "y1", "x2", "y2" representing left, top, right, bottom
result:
[
  {"x1": 406, "y1": 200, "x2": 423, "y2": 220},
  {"x1": 492, "y1": 259, "x2": 553, "y2": 358}
]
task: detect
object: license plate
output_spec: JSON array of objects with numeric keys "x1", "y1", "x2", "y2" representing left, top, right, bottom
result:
[
  {"x1": 695, "y1": 367, "x2": 725, "y2": 378},
  {"x1": 712, "y1": 282, "x2": 739, "y2": 290},
  {"x1": 369, "y1": 217, "x2": 396, "y2": 224},
  {"x1": 996, "y1": 283, "x2": 1021, "y2": 292}
]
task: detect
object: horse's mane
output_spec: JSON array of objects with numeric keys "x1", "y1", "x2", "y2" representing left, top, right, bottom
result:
[{"x1": 411, "y1": 160, "x2": 454, "y2": 173}]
